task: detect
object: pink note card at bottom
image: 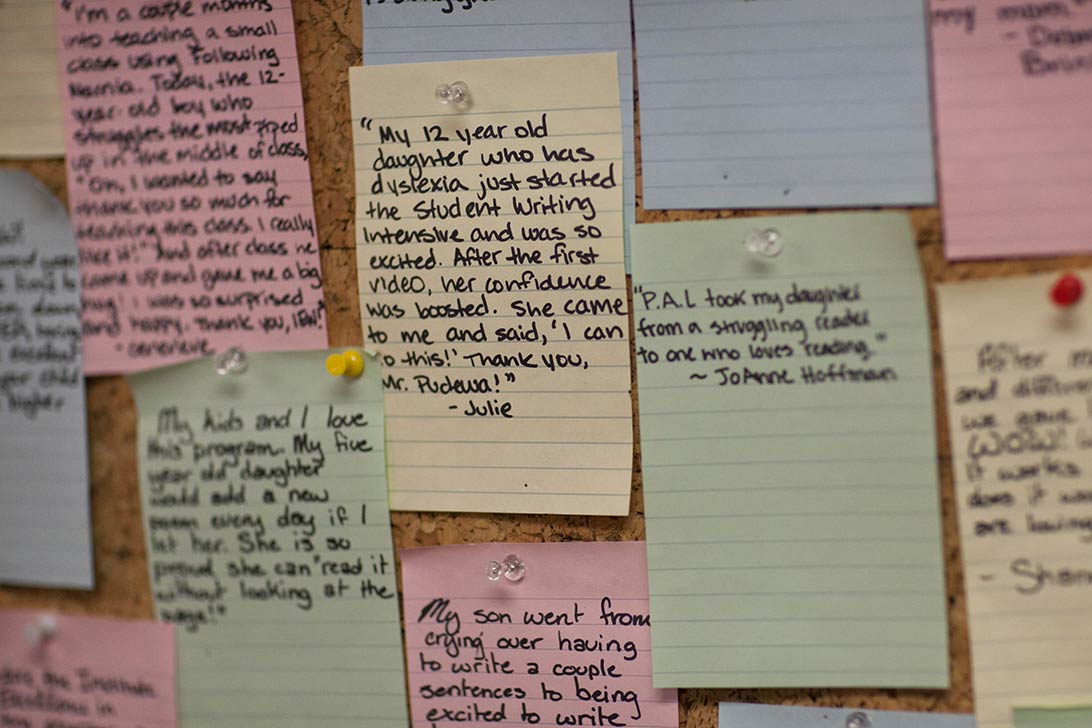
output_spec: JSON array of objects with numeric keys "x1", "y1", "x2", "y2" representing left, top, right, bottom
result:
[
  {"x1": 0, "y1": 610, "x2": 176, "y2": 727},
  {"x1": 400, "y1": 541, "x2": 678, "y2": 728}
]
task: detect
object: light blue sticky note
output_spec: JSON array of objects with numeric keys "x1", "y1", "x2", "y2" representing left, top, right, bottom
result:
[
  {"x1": 633, "y1": 0, "x2": 936, "y2": 210},
  {"x1": 0, "y1": 170, "x2": 93, "y2": 589},
  {"x1": 361, "y1": 0, "x2": 635, "y2": 269},
  {"x1": 720, "y1": 704, "x2": 975, "y2": 728},
  {"x1": 633, "y1": 213, "x2": 948, "y2": 688}
]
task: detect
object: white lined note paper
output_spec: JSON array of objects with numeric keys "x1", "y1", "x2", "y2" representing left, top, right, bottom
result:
[
  {"x1": 361, "y1": 0, "x2": 635, "y2": 268},
  {"x1": 0, "y1": 170, "x2": 92, "y2": 589},
  {"x1": 350, "y1": 54, "x2": 633, "y2": 515},
  {"x1": 930, "y1": 0, "x2": 1092, "y2": 259},
  {"x1": 938, "y1": 273, "x2": 1092, "y2": 728},
  {"x1": 0, "y1": 0, "x2": 64, "y2": 157},
  {"x1": 129, "y1": 350, "x2": 408, "y2": 728},
  {"x1": 633, "y1": 213, "x2": 948, "y2": 688},
  {"x1": 633, "y1": 0, "x2": 936, "y2": 210}
]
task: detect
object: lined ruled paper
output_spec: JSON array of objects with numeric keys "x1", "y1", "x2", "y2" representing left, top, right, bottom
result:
[
  {"x1": 129, "y1": 351, "x2": 408, "y2": 728},
  {"x1": 931, "y1": 0, "x2": 1092, "y2": 259},
  {"x1": 633, "y1": 213, "x2": 948, "y2": 688},
  {"x1": 361, "y1": 0, "x2": 635, "y2": 269},
  {"x1": 400, "y1": 541, "x2": 678, "y2": 728},
  {"x1": 350, "y1": 54, "x2": 633, "y2": 516},
  {"x1": 56, "y1": 1, "x2": 327, "y2": 375},
  {"x1": 938, "y1": 273, "x2": 1092, "y2": 728},
  {"x1": 0, "y1": 0, "x2": 64, "y2": 157},
  {"x1": 633, "y1": 0, "x2": 936, "y2": 210},
  {"x1": 0, "y1": 170, "x2": 93, "y2": 589}
]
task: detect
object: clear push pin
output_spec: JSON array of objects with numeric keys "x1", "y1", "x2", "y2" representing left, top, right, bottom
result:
[
  {"x1": 24, "y1": 615, "x2": 57, "y2": 645},
  {"x1": 845, "y1": 711, "x2": 873, "y2": 728},
  {"x1": 436, "y1": 80, "x2": 470, "y2": 107},
  {"x1": 743, "y1": 228, "x2": 783, "y2": 258},
  {"x1": 487, "y1": 554, "x2": 526, "y2": 583},
  {"x1": 214, "y1": 346, "x2": 248, "y2": 375}
]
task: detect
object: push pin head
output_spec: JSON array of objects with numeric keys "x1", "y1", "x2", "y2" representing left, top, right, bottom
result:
[
  {"x1": 214, "y1": 346, "x2": 248, "y2": 375},
  {"x1": 1050, "y1": 272, "x2": 1083, "y2": 308},
  {"x1": 487, "y1": 554, "x2": 526, "y2": 583},
  {"x1": 24, "y1": 615, "x2": 57, "y2": 645},
  {"x1": 326, "y1": 349, "x2": 365, "y2": 379},
  {"x1": 743, "y1": 228, "x2": 783, "y2": 258},
  {"x1": 845, "y1": 712, "x2": 872, "y2": 728},
  {"x1": 436, "y1": 80, "x2": 470, "y2": 106}
]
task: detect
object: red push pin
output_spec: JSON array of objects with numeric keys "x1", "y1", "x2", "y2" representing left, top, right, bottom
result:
[{"x1": 1050, "y1": 273, "x2": 1084, "y2": 308}]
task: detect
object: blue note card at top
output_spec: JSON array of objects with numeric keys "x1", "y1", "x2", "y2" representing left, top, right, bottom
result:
[
  {"x1": 633, "y1": 0, "x2": 936, "y2": 210},
  {"x1": 720, "y1": 704, "x2": 975, "y2": 728},
  {"x1": 362, "y1": 0, "x2": 635, "y2": 267}
]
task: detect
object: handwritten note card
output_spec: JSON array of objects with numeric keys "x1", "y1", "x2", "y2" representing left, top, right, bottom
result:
[
  {"x1": 931, "y1": 0, "x2": 1092, "y2": 259},
  {"x1": 632, "y1": 213, "x2": 948, "y2": 688},
  {"x1": 350, "y1": 54, "x2": 632, "y2": 515},
  {"x1": 361, "y1": 0, "x2": 636, "y2": 267},
  {"x1": 129, "y1": 350, "x2": 407, "y2": 728},
  {"x1": 938, "y1": 272, "x2": 1092, "y2": 728},
  {"x1": 633, "y1": 0, "x2": 936, "y2": 210},
  {"x1": 0, "y1": 610, "x2": 176, "y2": 728},
  {"x1": 720, "y1": 703, "x2": 974, "y2": 728},
  {"x1": 0, "y1": 171, "x2": 93, "y2": 589},
  {"x1": 56, "y1": 1, "x2": 327, "y2": 375},
  {"x1": 400, "y1": 541, "x2": 678, "y2": 728},
  {"x1": 0, "y1": 0, "x2": 64, "y2": 156}
]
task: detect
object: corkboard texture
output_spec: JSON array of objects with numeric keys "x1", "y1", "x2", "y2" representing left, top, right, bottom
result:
[{"x1": 3, "y1": 2, "x2": 1092, "y2": 726}]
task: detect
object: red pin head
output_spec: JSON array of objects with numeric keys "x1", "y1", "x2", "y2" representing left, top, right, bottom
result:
[{"x1": 1051, "y1": 273, "x2": 1084, "y2": 308}]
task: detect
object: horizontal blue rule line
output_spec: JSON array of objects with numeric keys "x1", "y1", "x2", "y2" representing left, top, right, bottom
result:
[
  {"x1": 359, "y1": 105, "x2": 618, "y2": 121},
  {"x1": 646, "y1": 537, "x2": 938, "y2": 545},
  {"x1": 394, "y1": 489, "x2": 625, "y2": 496},
  {"x1": 366, "y1": 21, "x2": 629, "y2": 29},
  {"x1": 390, "y1": 464, "x2": 630, "y2": 470}
]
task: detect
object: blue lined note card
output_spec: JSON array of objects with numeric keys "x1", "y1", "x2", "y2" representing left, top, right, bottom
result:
[
  {"x1": 721, "y1": 704, "x2": 974, "y2": 728},
  {"x1": 633, "y1": 0, "x2": 936, "y2": 210},
  {"x1": 0, "y1": 171, "x2": 92, "y2": 589},
  {"x1": 362, "y1": 0, "x2": 635, "y2": 268}
]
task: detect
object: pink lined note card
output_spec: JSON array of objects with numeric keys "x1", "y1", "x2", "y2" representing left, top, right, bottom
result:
[
  {"x1": 931, "y1": 0, "x2": 1092, "y2": 260},
  {"x1": 400, "y1": 541, "x2": 678, "y2": 728},
  {"x1": 0, "y1": 610, "x2": 177, "y2": 727},
  {"x1": 56, "y1": 1, "x2": 326, "y2": 374}
]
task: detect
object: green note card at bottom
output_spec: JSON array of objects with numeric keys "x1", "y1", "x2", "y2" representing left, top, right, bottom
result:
[
  {"x1": 1014, "y1": 707, "x2": 1092, "y2": 728},
  {"x1": 129, "y1": 350, "x2": 408, "y2": 728}
]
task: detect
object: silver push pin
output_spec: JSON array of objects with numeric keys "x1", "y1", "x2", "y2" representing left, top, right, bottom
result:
[
  {"x1": 436, "y1": 80, "x2": 470, "y2": 107},
  {"x1": 214, "y1": 346, "x2": 248, "y2": 376},
  {"x1": 24, "y1": 615, "x2": 57, "y2": 645},
  {"x1": 845, "y1": 712, "x2": 872, "y2": 728},
  {"x1": 487, "y1": 554, "x2": 526, "y2": 583},
  {"x1": 743, "y1": 228, "x2": 783, "y2": 258}
]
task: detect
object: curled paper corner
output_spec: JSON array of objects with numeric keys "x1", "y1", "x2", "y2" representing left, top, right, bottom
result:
[{"x1": 0, "y1": 170, "x2": 66, "y2": 219}]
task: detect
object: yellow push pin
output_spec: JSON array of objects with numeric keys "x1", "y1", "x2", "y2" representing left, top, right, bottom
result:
[{"x1": 325, "y1": 349, "x2": 365, "y2": 379}]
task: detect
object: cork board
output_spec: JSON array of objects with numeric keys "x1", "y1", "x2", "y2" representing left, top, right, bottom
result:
[{"x1": 3, "y1": 2, "x2": 1092, "y2": 725}]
